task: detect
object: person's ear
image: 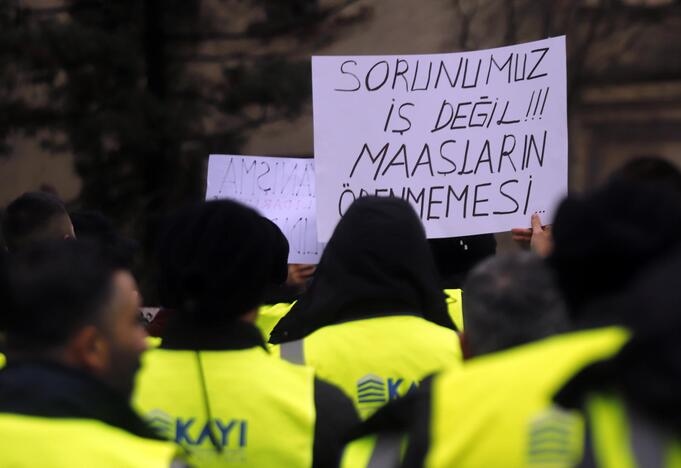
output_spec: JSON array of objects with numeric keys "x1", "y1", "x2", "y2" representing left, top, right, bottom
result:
[
  {"x1": 69, "y1": 325, "x2": 110, "y2": 373},
  {"x1": 64, "y1": 219, "x2": 76, "y2": 241},
  {"x1": 459, "y1": 332, "x2": 473, "y2": 361}
]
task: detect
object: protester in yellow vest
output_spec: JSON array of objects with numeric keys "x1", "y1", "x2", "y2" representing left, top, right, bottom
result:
[
  {"x1": 269, "y1": 196, "x2": 462, "y2": 419},
  {"x1": 340, "y1": 251, "x2": 573, "y2": 467},
  {"x1": 133, "y1": 200, "x2": 359, "y2": 467},
  {"x1": 553, "y1": 247, "x2": 681, "y2": 468},
  {"x1": 0, "y1": 241, "x2": 181, "y2": 467},
  {"x1": 340, "y1": 180, "x2": 681, "y2": 467}
]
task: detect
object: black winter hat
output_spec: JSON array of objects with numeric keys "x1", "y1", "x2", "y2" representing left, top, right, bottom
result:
[
  {"x1": 158, "y1": 200, "x2": 289, "y2": 325},
  {"x1": 548, "y1": 180, "x2": 681, "y2": 322}
]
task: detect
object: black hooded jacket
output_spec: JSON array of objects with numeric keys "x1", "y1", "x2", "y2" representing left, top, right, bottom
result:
[
  {"x1": 0, "y1": 361, "x2": 161, "y2": 439},
  {"x1": 270, "y1": 196, "x2": 454, "y2": 344},
  {"x1": 555, "y1": 245, "x2": 681, "y2": 436}
]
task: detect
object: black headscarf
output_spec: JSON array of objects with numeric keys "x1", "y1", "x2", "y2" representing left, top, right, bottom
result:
[
  {"x1": 548, "y1": 180, "x2": 681, "y2": 321},
  {"x1": 555, "y1": 245, "x2": 681, "y2": 434},
  {"x1": 269, "y1": 196, "x2": 452, "y2": 344},
  {"x1": 158, "y1": 200, "x2": 288, "y2": 327}
]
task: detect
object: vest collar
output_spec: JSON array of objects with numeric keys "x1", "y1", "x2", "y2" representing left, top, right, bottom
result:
[
  {"x1": 0, "y1": 360, "x2": 160, "y2": 439},
  {"x1": 161, "y1": 315, "x2": 267, "y2": 351}
]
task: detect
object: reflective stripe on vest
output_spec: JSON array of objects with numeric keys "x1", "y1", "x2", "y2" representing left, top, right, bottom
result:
[
  {"x1": 0, "y1": 413, "x2": 179, "y2": 467},
  {"x1": 583, "y1": 394, "x2": 681, "y2": 468},
  {"x1": 278, "y1": 315, "x2": 462, "y2": 419},
  {"x1": 134, "y1": 347, "x2": 316, "y2": 467},
  {"x1": 367, "y1": 432, "x2": 402, "y2": 468},
  {"x1": 340, "y1": 432, "x2": 405, "y2": 468},
  {"x1": 280, "y1": 339, "x2": 305, "y2": 365},
  {"x1": 629, "y1": 405, "x2": 665, "y2": 468}
]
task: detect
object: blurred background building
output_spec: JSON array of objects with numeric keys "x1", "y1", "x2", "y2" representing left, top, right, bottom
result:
[{"x1": 2, "y1": 0, "x2": 680, "y2": 252}]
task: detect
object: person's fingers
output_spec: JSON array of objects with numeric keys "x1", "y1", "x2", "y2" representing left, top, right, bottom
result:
[
  {"x1": 298, "y1": 264, "x2": 316, "y2": 273},
  {"x1": 511, "y1": 229, "x2": 532, "y2": 242},
  {"x1": 531, "y1": 213, "x2": 543, "y2": 233}
]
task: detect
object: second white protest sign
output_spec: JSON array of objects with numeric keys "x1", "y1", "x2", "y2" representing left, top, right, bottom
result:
[{"x1": 206, "y1": 154, "x2": 323, "y2": 264}]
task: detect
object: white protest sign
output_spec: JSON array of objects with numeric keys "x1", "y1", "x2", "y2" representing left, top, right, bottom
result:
[
  {"x1": 206, "y1": 154, "x2": 323, "y2": 264},
  {"x1": 312, "y1": 37, "x2": 567, "y2": 241}
]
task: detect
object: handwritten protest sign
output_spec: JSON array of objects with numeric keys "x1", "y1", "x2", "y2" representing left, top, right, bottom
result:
[
  {"x1": 312, "y1": 37, "x2": 567, "y2": 241},
  {"x1": 206, "y1": 154, "x2": 323, "y2": 263}
]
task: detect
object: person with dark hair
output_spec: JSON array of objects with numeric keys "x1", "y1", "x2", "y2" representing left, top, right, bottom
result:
[
  {"x1": 609, "y1": 155, "x2": 681, "y2": 193},
  {"x1": 548, "y1": 180, "x2": 681, "y2": 320},
  {"x1": 133, "y1": 200, "x2": 358, "y2": 468},
  {"x1": 0, "y1": 241, "x2": 180, "y2": 466},
  {"x1": 460, "y1": 252, "x2": 569, "y2": 358},
  {"x1": 339, "y1": 180, "x2": 681, "y2": 467},
  {"x1": 71, "y1": 210, "x2": 140, "y2": 270},
  {"x1": 269, "y1": 196, "x2": 462, "y2": 420},
  {"x1": 1, "y1": 192, "x2": 75, "y2": 252}
]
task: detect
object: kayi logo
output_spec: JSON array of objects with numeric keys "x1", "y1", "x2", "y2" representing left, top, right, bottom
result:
[
  {"x1": 146, "y1": 409, "x2": 172, "y2": 439},
  {"x1": 357, "y1": 374, "x2": 387, "y2": 405},
  {"x1": 145, "y1": 410, "x2": 248, "y2": 450},
  {"x1": 356, "y1": 374, "x2": 420, "y2": 407},
  {"x1": 526, "y1": 406, "x2": 581, "y2": 467}
]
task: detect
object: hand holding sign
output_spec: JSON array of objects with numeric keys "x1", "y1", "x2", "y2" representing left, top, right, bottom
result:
[
  {"x1": 312, "y1": 37, "x2": 567, "y2": 241},
  {"x1": 511, "y1": 213, "x2": 553, "y2": 257}
]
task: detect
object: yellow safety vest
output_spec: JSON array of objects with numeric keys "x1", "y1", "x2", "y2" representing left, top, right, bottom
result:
[
  {"x1": 276, "y1": 315, "x2": 462, "y2": 419},
  {"x1": 584, "y1": 394, "x2": 681, "y2": 468},
  {"x1": 146, "y1": 336, "x2": 163, "y2": 349},
  {"x1": 257, "y1": 291, "x2": 463, "y2": 340},
  {"x1": 443, "y1": 289, "x2": 463, "y2": 331},
  {"x1": 133, "y1": 346, "x2": 316, "y2": 467},
  {"x1": 426, "y1": 327, "x2": 629, "y2": 468},
  {"x1": 341, "y1": 432, "x2": 410, "y2": 468},
  {"x1": 0, "y1": 413, "x2": 178, "y2": 467},
  {"x1": 256, "y1": 302, "x2": 295, "y2": 343}
]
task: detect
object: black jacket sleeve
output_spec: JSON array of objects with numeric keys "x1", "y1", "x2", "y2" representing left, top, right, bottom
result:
[
  {"x1": 339, "y1": 375, "x2": 435, "y2": 468},
  {"x1": 312, "y1": 377, "x2": 361, "y2": 468}
]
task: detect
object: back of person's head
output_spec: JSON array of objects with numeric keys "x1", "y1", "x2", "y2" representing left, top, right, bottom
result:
[
  {"x1": 157, "y1": 200, "x2": 289, "y2": 327},
  {"x1": 462, "y1": 252, "x2": 569, "y2": 358},
  {"x1": 270, "y1": 196, "x2": 452, "y2": 344},
  {"x1": 1, "y1": 192, "x2": 74, "y2": 252},
  {"x1": 3, "y1": 240, "x2": 147, "y2": 396},
  {"x1": 610, "y1": 156, "x2": 681, "y2": 194},
  {"x1": 71, "y1": 210, "x2": 139, "y2": 270},
  {"x1": 549, "y1": 180, "x2": 681, "y2": 324},
  {"x1": 429, "y1": 234, "x2": 497, "y2": 289}
]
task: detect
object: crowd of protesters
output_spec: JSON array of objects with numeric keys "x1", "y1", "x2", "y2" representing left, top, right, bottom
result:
[{"x1": 1, "y1": 156, "x2": 681, "y2": 467}]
